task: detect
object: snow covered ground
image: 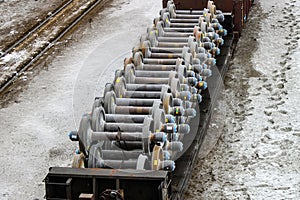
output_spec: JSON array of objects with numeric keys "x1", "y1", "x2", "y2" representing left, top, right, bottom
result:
[
  {"x1": 186, "y1": 0, "x2": 300, "y2": 199},
  {"x1": 0, "y1": 0, "x2": 299, "y2": 199}
]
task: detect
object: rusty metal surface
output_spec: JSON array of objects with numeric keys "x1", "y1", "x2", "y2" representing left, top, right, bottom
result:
[
  {"x1": 46, "y1": 167, "x2": 168, "y2": 180},
  {"x1": 163, "y1": 0, "x2": 232, "y2": 10},
  {"x1": 162, "y1": 0, "x2": 253, "y2": 35},
  {"x1": 163, "y1": 0, "x2": 207, "y2": 10}
]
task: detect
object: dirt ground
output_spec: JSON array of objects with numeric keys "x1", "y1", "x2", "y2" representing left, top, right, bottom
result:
[{"x1": 0, "y1": 0, "x2": 299, "y2": 199}]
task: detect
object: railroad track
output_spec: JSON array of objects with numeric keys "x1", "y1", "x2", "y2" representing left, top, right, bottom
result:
[{"x1": 0, "y1": 0, "x2": 108, "y2": 94}]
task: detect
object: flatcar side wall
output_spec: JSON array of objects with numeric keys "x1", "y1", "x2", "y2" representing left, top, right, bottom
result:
[
  {"x1": 162, "y1": 0, "x2": 207, "y2": 10},
  {"x1": 162, "y1": 0, "x2": 233, "y2": 11}
]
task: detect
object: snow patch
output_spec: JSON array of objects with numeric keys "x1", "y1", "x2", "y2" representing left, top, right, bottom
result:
[{"x1": 0, "y1": 50, "x2": 28, "y2": 65}]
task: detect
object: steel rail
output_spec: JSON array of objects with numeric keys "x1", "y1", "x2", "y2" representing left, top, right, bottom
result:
[{"x1": 0, "y1": 0, "x2": 73, "y2": 58}]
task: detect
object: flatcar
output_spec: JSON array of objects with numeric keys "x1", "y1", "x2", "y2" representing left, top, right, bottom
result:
[{"x1": 44, "y1": 1, "x2": 253, "y2": 199}]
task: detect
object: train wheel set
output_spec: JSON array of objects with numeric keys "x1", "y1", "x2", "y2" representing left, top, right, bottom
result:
[{"x1": 45, "y1": 1, "x2": 242, "y2": 199}]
